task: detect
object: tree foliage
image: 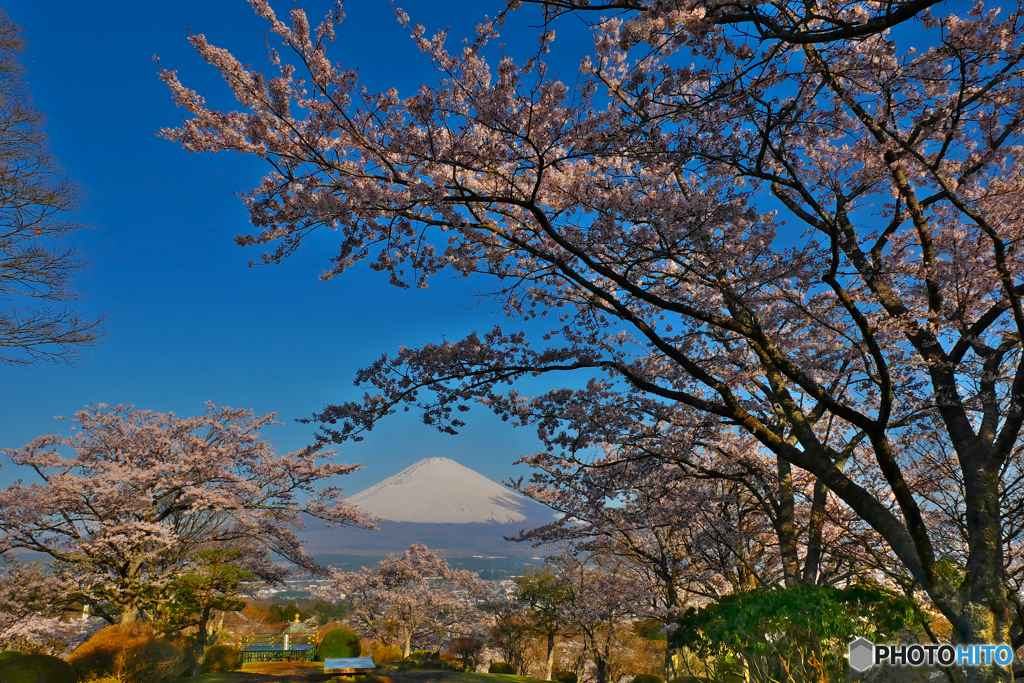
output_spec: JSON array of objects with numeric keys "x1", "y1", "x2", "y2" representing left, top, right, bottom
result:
[
  {"x1": 332, "y1": 544, "x2": 482, "y2": 657},
  {"x1": 151, "y1": 549, "x2": 252, "y2": 661},
  {"x1": 311, "y1": 599, "x2": 347, "y2": 626},
  {"x1": 515, "y1": 566, "x2": 576, "y2": 681},
  {"x1": 446, "y1": 636, "x2": 484, "y2": 670},
  {"x1": 160, "y1": 2, "x2": 1024, "y2": 680},
  {"x1": 0, "y1": 402, "x2": 369, "y2": 624},
  {"x1": 671, "y1": 583, "x2": 921, "y2": 682}
]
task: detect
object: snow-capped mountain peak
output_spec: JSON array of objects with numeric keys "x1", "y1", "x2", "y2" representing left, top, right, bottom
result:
[{"x1": 346, "y1": 457, "x2": 534, "y2": 524}]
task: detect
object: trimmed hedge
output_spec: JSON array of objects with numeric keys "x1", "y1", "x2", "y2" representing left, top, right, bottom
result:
[
  {"x1": 0, "y1": 653, "x2": 78, "y2": 683},
  {"x1": 317, "y1": 627, "x2": 361, "y2": 661},
  {"x1": 0, "y1": 651, "x2": 21, "y2": 662},
  {"x1": 554, "y1": 671, "x2": 578, "y2": 683},
  {"x1": 201, "y1": 644, "x2": 242, "y2": 673},
  {"x1": 489, "y1": 661, "x2": 516, "y2": 674}
]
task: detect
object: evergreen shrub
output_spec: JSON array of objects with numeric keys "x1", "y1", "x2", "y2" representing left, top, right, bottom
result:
[
  {"x1": 489, "y1": 661, "x2": 516, "y2": 674},
  {"x1": 410, "y1": 649, "x2": 438, "y2": 661},
  {"x1": 201, "y1": 644, "x2": 242, "y2": 673},
  {"x1": 0, "y1": 653, "x2": 77, "y2": 682},
  {"x1": 317, "y1": 627, "x2": 362, "y2": 660}
]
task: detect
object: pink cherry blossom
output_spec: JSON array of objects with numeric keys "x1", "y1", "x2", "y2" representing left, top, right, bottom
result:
[{"x1": 0, "y1": 402, "x2": 372, "y2": 624}]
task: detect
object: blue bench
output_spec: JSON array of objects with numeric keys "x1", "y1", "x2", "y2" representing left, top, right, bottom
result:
[{"x1": 324, "y1": 657, "x2": 376, "y2": 674}]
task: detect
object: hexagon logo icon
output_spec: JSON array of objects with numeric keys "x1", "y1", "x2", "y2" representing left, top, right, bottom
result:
[{"x1": 849, "y1": 637, "x2": 875, "y2": 672}]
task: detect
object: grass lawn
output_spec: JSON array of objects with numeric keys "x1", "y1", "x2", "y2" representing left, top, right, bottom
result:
[
  {"x1": 191, "y1": 665, "x2": 551, "y2": 683},
  {"x1": 191, "y1": 661, "x2": 325, "y2": 682},
  {"x1": 377, "y1": 672, "x2": 549, "y2": 683}
]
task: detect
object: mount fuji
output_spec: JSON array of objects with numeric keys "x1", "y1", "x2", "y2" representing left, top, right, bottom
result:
[{"x1": 300, "y1": 457, "x2": 557, "y2": 556}]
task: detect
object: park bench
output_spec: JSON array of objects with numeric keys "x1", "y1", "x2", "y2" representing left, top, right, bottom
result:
[
  {"x1": 324, "y1": 656, "x2": 376, "y2": 675},
  {"x1": 239, "y1": 632, "x2": 317, "y2": 663}
]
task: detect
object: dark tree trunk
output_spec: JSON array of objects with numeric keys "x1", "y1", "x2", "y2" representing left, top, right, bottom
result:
[
  {"x1": 961, "y1": 462, "x2": 1012, "y2": 683},
  {"x1": 802, "y1": 477, "x2": 829, "y2": 584},
  {"x1": 776, "y1": 459, "x2": 802, "y2": 587},
  {"x1": 194, "y1": 605, "x2": 213, "y2": 664}
]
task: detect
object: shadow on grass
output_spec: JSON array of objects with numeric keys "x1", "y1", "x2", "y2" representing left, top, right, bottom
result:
[{"x1": 191, "y1": 665, "x2": 551, "y2": 683}]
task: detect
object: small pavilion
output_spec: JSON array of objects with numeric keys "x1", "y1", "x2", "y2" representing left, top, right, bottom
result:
[{"x1": 239, "y1": 614, "x2": 317, "y2": 663}]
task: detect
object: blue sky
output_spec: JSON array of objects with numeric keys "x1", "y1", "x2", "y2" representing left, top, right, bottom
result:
[{"x1": 0, "y1": 0, "x2": 595, "y2": 494}]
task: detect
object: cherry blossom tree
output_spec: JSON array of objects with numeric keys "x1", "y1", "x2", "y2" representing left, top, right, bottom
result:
[
  {"x1": 333, "y1": 543, "x2": 483, "y2": 657},
  {"x1": 516, "y1": 0, "x2": 942, "y2": 45},
  {"x1": 0, "y1": 402, "x2": 370, "y2": 624},
  {"x1": 514, "y1": 565, "x2": 575, "y2": 681},
  {"x1": 549, "y1": 553, "x2": 655, "y2": 683},
  {"x1": 0, "y1": 559, "x2": 74, "y2": 645},
  {"x1": 512, "y1": 431, "x2": 893, "y2": 605},
  {"x1": 486, "y1": 591, "x2": 535, "y2": 675},
  {"x1": 160, "y1": 2, "x2": 1024, "y2": 680}
]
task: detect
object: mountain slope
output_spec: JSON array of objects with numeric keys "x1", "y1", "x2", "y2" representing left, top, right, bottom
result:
[
  {"x1": 346, "y1": 457, "x2": 536, "y2": 524},
  {"x1": 300, "y1": 457, "x2": 556, "y2": 556}
]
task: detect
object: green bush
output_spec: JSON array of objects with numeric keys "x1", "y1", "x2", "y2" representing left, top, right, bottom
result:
[
  {"x1": 397, "y1": 657, "x2": 461, "y2": 672},
  {"x1": 269, "y1": 602, "x2": 312, "y2": 623},
  {"x1": 0, "y1": 653, "x2": 78, "y2": 683},
  {"x1": 554, "y1": 671, "x2": 578, "y2": 683},
  {"x1": 312, "y1": 600, "x2": 347, "y2": 626},
  {"x1": 670, "y1": 583, "x2": 920, "y2": 682},
  {"x1": 489, "y1": 661, "x2": 516, "y2": 674},
  {"x1": 632, "y1": 674, "x2": 662, "y2": 683},
  {"x1": 0, "y1": 651, "x2": 21, "y2": 662},
  {"x1": 317, "y1": 627, "x2": 362, "y2": 660},
  {"x1": 633, "y1": 619, "x2": 667, "y2": 641},
  {"x1": 410, "y1": 649, "x2": 438, "y2": 661},
  {"x1": 201, "y1": 644, "x2": 242, "y2": 673}
]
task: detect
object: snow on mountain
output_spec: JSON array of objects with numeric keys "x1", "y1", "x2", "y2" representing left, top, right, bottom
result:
[
  {"x1": 346, "y1": 457, "x2": 536, "y2": 524},
  {"x1": 299, "y1": 457, "x2": 558, "y2": 556}
]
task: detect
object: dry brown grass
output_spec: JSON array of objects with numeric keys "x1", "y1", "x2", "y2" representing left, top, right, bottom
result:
[{"x1": 67, "y1": 622, "x2": 194, "y2": 682}]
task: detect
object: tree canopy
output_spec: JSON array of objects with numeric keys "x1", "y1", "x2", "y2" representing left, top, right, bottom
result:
[
  {"x1": 0, "y1": 402, "x2": 370, "y2": 624},
  {"x1": 160, "y1": 1, "x2": 1024, "y2": 680}
]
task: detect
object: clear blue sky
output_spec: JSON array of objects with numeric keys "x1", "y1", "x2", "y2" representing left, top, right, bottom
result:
[{"x1": 0, "y1": 0, "x2": 591, "y2": 494}]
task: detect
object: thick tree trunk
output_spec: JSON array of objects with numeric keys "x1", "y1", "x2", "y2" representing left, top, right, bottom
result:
[
  {"x1": 960, "y1": 464, "x2": 1012, "y2": 683},
  {"x1": 119, "y1": 603, "x2": 139, "y2": 624},
  {"x1": 545, "y1": 633, "x2": 555, "y2": 681},
  {"x1": 118, "y1": 562, "x2": 144, "y2": 624},
  {"x1": 194, "y1": 605, "x2": 213, "y2": 664},
  {"x1": 802, "y1": 477, "x2": 829, "y2": 584},
  {"x1": 776, "y1": 459, "x2": 802, "y2": 587}
]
